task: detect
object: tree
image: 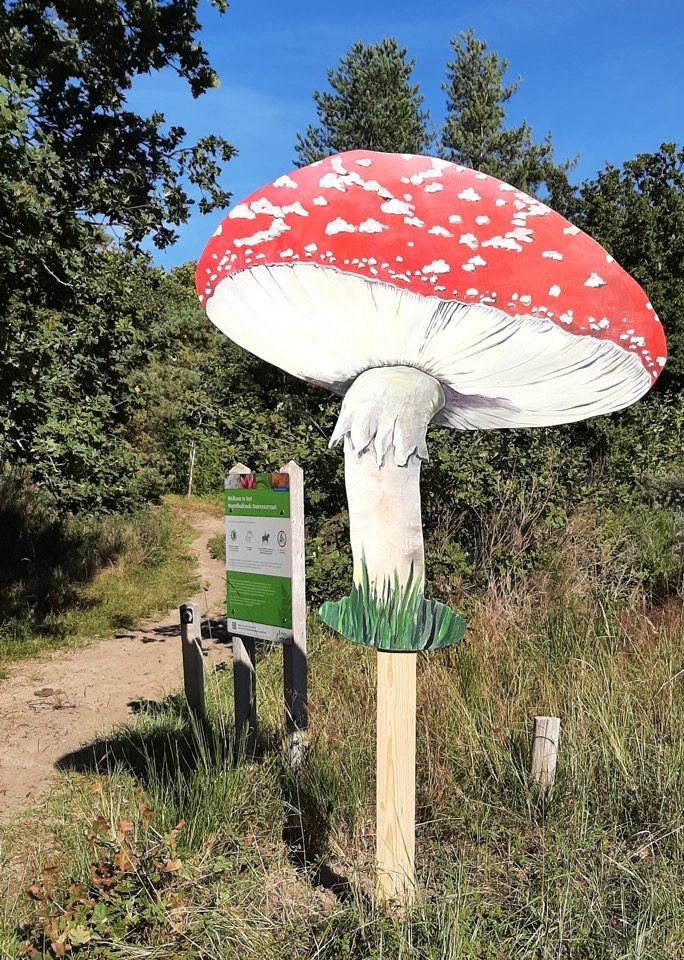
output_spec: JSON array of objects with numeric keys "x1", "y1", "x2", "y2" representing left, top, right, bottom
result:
[
  {"x1": 295, "y1": 39, "x2": 432, "y2": 166},
  {"x1": 440, "y1": 30, "x2": 572, "y2": 194},
  {"x1": 572, "y1": 143, "x2": 684, "y2": 389},
  {"x1": 0, "y1": 0, "x2": 234, "y2": 249},
  {"x1": 0, "y1": 0, "x2": 235, "y2": 515}
]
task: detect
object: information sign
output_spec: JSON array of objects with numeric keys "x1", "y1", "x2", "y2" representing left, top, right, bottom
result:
[{"x1": 225, "y1": 472, "x2": 293, "y2": 642}]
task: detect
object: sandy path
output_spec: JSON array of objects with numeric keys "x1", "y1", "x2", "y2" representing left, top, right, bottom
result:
[{"x1": 0, "y1": 506, "x2": 230, "y2": 818}]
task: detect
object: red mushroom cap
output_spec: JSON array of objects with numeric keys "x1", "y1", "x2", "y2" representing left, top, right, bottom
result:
[{"x1": 196, "y1": 150, "x2": 667, "y2": 430}]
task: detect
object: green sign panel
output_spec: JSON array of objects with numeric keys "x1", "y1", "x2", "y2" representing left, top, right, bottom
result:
[{"x1": 225, "y1": 472, "x2": 293, "y2": 642}]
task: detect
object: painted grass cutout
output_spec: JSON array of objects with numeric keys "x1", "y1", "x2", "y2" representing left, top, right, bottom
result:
[{"x1": 319, "y1": 562, "x2": 466, "y2": 652}]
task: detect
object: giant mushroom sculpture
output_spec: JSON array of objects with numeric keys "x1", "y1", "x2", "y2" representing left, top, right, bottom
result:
[{"x1": 196, "y1": 150, "x2": 667, "y2": 902}]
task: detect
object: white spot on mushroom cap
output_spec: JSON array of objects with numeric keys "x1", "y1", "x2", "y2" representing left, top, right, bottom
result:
[
  {"x1": 458, "y1": 187, "x2": 481, "y2": 201},
  {"x1": 468, "y1": 255, "x2": 487, "y2": 267},
  {"x1": 563, "y1": 224, "x2": 580, "y2": 236},
  {"x1": 520, "y1": 294, "x2": 532, "y2": 305},
  {"x1": 507, "y1": 226, "x2": 534, "y2": 244},
  {"x1": 304, "y1": 242, "x2": 317, "y2": 253},
  {"x1": 213, "y1": 224, "x2": 223, "y2": 236},
  {"x1": 466, "y1": 287, "x2": 478, "y2": 296},
  {"x1": 606, "y1": 254, "x2": 615, "y2": 263},
  {"x1": 549, "y1": 285, "x2": 561, "y2": 297},
  {"x1": 499, "y1": 183, "x2": 515, "y2": 192},
  {"x1": 325, "y1": 217, "x2": 356, "y2": 236},
  {"x1": 656, "y1": 356, "x2": 666, "y2": 366},
  {"x1": 381, "y1": 198, "x2": 413, "y2": 216},
  {"x1": 312, "y1": 196, "x2": 328, "y2": 206},
  {"x1": 319, "y1": 172, "x2": 347, "y2": 192},
  {"x1": 448, "y1": 214, "x2": 463, "y2": 224},
  {"x1": 559, "y1": 310, "x2": 573, "y2": 325},
  {"x1": 495, "y1": 199, "x2": 507, "y2": 207},
  {"x1": 482, "y1": 235, "x2": 522, "y2": 252},
  {"x1": 585, "y1": 273, "x2": 606, "y2": 288},
  {"x1": 542, "y1": 251, "x2": 563, "y2": 260},
  {"x1": 273, "y1": 174, "x2": 297, "y2": 189},
  {"x1": 424, "y1": 182, "x2": 444, "y2": 193},
  {"x1": 359, "y1": 218, "x2": 387, "y2": 234},
  {"x1": 229, "y1": 203, "x2": 255, "y2": 220},
  {"x1": 459, "y1": 233, "x2": 478, "y2": 250},
  {"x1": 422, "y1": 259, "x2": 450, "y2": 275},
  {"x1": 429, "y1": 226, "x2": 452, "y2": 237},
  {"x1": 598, "y1": 318, "x2": 610, "y2": 329},
  {"x1": 234, "y1": 217, "x2": 290, "y2": 248},
  {"x1": 280, "y1": 249, "x2": 295, "y2": 258},
  {"x1": 404, "y1": 216, "x2": 424, "y2": 227},
  {"x1": 355, "y1": 158, "x2": 372, "y2": 167},
  {"x1": 475, "y1": 215, "x2": 490, "y2": 225}
]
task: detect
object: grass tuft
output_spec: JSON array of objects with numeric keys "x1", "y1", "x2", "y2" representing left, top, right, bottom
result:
[{"x1": 319, "y1": 560, "x2": 466, "y2": 651}]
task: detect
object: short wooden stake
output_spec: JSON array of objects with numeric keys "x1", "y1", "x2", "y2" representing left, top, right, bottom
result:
[
  {"x1": 233, "y1": 635, "x2": 257, "y2": 757},
  {"x1": 376, "y1": 651, "x2": 416, "y2": 906},
  {"x1": 530, "y1": 716, "x2": 561, "y2": 789},
  {"x1": 179, "y1": 602, "x2": 206, "y2": 721},
  {"x1": 281, "y1": 460, "x2": 308, "y2": 770}
]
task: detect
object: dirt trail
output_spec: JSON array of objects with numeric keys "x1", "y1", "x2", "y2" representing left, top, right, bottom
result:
[{"x1": 0, "y1": 506, "x2": 230, "y2": 819}]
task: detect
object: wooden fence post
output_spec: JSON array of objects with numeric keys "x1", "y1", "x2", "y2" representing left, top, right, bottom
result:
[
  {"x1": 228, "y1": 463, "x2": 258, "y2": 758},
  {"x1": 281, "y1": 460, "x2": 308, "y2": 770},
  {"x1": 530, "y1": 716, "x2": 561, "y2": 789},
  {"x1": 179, "y1": 601, "x2": 205, "y2": 721}
]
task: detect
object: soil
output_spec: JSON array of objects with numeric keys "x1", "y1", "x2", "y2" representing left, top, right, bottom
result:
[{"x1": 0, "y1": 505, "x2": 231, "y2": 819}]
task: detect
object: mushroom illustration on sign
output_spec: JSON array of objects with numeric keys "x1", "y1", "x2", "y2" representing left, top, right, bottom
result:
[
  {"x1": 196, "y1": 150, "x2": 666, "y2": 902},
  {"x1": 197, "y1": 150, "x2": 667, "y2": 652}
]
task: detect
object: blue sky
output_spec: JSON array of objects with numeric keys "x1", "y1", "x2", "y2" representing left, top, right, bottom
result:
[{"x1": 130, "y1": 0, "x2": 684, "y2": 268}]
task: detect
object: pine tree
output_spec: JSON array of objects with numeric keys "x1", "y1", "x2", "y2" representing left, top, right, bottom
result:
[
  {"x1": 440, "y1": 30, "x2": 572, "y2": 194},
  {"x1": 295, "y1": 39, "x2": 432, "y2": 166}
]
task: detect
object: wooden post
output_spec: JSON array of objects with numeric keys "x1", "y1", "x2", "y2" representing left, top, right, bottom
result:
[
  {"x1": 233, "y1": 635, "x2": 257, "y2": 757},
  {"x1": 530, "y1": 716, "x2": 561, "y2": 790},
  {"x1": 281, "y1": 460, "x2": 308, "y2": 770},
  {"x1": 179, "y1": 602, "x2": 205, "y2": 721},
  {"x1": 376, "y1": 651, "x2": 416, "y2": 906},
  {"x1": 228, "y1": 463, "x2": 258, "y2": 758}
]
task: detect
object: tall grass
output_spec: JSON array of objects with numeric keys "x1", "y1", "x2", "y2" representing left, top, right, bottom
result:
[
  {"x1": 1, "y1": 503, "x2": 683, "y2": 958},
  {"x1": 0, "y1": 494, "x2": 198, "y2": 669}
]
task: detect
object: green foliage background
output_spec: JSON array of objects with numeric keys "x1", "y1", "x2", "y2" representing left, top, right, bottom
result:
[{"x1": 1, "y1": 17, "x2": 683, "y2": 634}]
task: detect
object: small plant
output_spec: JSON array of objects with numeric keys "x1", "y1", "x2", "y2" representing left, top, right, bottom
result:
[
  {"x1": 21, "y1": 813, "x2": 185, "y2": 958},
  {"x1": 320, "y1": 561, "x2": 466, "y2": 651}
]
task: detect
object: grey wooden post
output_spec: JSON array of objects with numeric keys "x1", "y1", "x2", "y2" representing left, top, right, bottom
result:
[
  {"x1": 281, "y1": 460, "x2": 308, "y2": 769},
  {"x1": 530, "y1": 716, "x2": 561, "y2": 789},
  {"x1": 228, "y1": 463, "x2": 258, "y2": 758},
  {"x1": 179, "y1": 601, "x2": 205, "y2": 721}
]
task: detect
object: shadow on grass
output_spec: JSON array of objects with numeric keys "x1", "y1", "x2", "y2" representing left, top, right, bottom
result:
[{"x1": 58, "y1": 692, "x2": 354, "y2": 900}]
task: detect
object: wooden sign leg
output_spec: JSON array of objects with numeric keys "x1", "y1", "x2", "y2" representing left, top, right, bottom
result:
[
  {"x1": 233, "y1": 636, "x2": 257, "y2": 759},
  {"x1": 376, "y1": 651, "x2": 416, "y2": 906}
]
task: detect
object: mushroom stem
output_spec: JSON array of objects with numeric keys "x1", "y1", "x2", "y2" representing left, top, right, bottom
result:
[{"x1": 330, "y1": 365, "x2": 445, "y2": 591}]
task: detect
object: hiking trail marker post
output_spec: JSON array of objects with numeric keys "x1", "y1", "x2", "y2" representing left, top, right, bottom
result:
[{"x1": 225, "y1": 461, "x2": 307, "y2": 765}]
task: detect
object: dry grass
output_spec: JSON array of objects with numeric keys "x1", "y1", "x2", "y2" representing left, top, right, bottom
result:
[{"x1": 1, "y1": 504, "x2": 683, "y2": 958}]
